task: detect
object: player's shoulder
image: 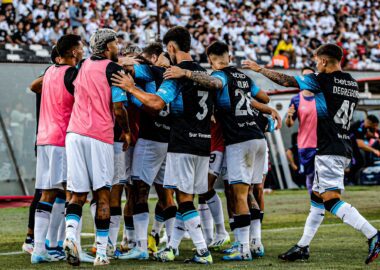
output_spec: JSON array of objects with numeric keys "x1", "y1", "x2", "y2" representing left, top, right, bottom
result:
[{"x1": 178, "y1": 60, "x2": 206, "y2": 72}]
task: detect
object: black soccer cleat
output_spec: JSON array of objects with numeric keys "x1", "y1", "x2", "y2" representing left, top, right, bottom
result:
[{"x1": 278, "y1": 244, "x2": 310, "y2": 261}]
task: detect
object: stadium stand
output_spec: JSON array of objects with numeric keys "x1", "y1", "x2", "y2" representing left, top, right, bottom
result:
[{"x1": 0, "y1": 0, "x2": 379, "y2": 67}]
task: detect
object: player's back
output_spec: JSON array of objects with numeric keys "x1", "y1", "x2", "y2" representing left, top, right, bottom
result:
[
  {"x1": 37, "y1": 65, "x2": 75, "y2": 147},
  {"x1": 167, "y1": 60, "x2": 213, "y2": 156},
  {"x1": 315, "y1": 71, "x2": 359, "y2": 157},
  {"x1": 68, "y1": 57, "x2": 114, "y2": 144}
]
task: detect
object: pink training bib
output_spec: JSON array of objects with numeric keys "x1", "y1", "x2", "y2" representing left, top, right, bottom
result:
[
  {"x1": 67, "y1": 58, "x2": 114, "y2": 144},
  {"x1": 37, "y1": 65, "x2": 74, "y2": 147},
  {"x1": 297, "y1": 93, "x2": 317, "y2": 149}
]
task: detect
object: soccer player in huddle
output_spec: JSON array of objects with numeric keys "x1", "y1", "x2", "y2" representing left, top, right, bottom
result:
[
  {"x1": 31, "y1": 34, "x2": 84, "y2": 264},
  {"x1": 243, "y1": 44, "x2": 380, "y2": 264},
  {"x1": 112, "y1": 26, "x2": 214, "y2": 264},
  {"x1": 64, "y1": 29, "x2": 131, "y2": 266},
  {"x1": 159, "y1": 40, "x2": 281, "y2": 261}
]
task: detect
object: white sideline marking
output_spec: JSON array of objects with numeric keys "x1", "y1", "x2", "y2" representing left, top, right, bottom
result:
[{"x1": 1, "y1": 220, "x2": 379, "y2": 256}]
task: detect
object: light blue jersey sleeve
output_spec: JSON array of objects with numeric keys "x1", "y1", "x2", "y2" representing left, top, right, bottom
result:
[
  {"x1": 112, "y1": 86, "x2": 128, "y2": 103},
  {"x1": 134, "y1": 64, "x2": 154, "y2": 82},
  {"x1": 211, "y1": 70, "x2": 228, "y2": 88},
  {"x1": 294, "y1": 73, "x2": 321, "y2": 93},
  {"x1": 156, "y1": 79, "x2": 180, "y2": 104},
  {"x1": 250, "y1": 79, "x2": 260, "y2": 97}
]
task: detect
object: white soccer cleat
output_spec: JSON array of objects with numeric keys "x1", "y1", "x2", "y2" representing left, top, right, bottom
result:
[
  {"x1": 208, "y1": 234, "x2": 231, "y2": 251},
  {"x1": 159, "y1": 231, "x2": 168, "y2": 244},
  {"x1": 94, "y1": 253, "x2": 110, "y2": 266},
  {"x1": 31, "y1": 251, "x2": 52, "y2": 264},
  {"x1": 22, "y1": 242, "x2": 34, "y2": 255},
  {"x1": 63, "y1": 237, "x2": 80, "y2": 266},
  {"x1": 80, "y1": 251, "x2": 95, "y2": 263}
]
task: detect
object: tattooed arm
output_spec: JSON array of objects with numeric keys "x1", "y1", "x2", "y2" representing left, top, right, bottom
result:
[
  {"x1": 163, "y1": 66, "x2": 223, "y2": 90},
  {"x1": 242, "y1": 60, "x2": 298, "y2": 88}
]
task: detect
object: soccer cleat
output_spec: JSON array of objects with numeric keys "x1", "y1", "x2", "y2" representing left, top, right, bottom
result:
[
  {"x1": 117, "y1": 247, "x2": 149, "y2": 260},
  {"x1": 63, "y1": 237, "x2": 80, "y2": 266},
  {"x1": 22, "y1": 242, "x2": 34, "y2": 255},
  {"x1": 366, "y1": 231, "x2": 380, "y2": 264},
  {"x1": 94, "y1": 253, "x2": 110, "y2": 266},
  {"x1": 31, "y1": 251, "x2": 52, "y2": 264},
  {"x1": 278, "y1": 244, "x2": 310, "y2": 261},
  {"x1": 222, "y1": 250, "x2": 252, "y2": 261},
  {"x1": 208, "y1": 234, "x2": 231, "y2": 251},
  {"x1": 47, "y1": 247, "x2": 66, "y2": 261},
  {"x1": 250, "y1": 242, "x2": 265, "y2": 258},
  {"x1": 120, "y1": 240, "x2": 136, "y2": 253},
  {"x1": 153, "y1": 247, "x2": 176, "y2": 262},
  {"x1": 184, "y1": 250, "x2": 213, "y2": 264},
  {"x1": 80, "y1": 251, "x2": 95, "y2": 263},
  {"x1": 148, "y1": 234, "x2": 159, "y2": 253},
  {"x1": 222, "y1": 242, "x2": 239, "y2": 255}
]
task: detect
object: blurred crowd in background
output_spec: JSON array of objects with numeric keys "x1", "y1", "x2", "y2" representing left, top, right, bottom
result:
[{"x1": 0, "y1": 0, "x2": 379, "y2": 69}]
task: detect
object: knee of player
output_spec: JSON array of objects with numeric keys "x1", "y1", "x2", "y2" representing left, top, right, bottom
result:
[
  {"x1": 40, "y1": 190, "x2": 58, "y2": 203},
  {"x1": 70, "y1": 193, "x2": 88, "y2": 206}
]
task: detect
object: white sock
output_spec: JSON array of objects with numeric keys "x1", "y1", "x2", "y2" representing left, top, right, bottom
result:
[
  {"x1": 165, "y1": 217, "x2": 175, "y2": 244},
  {"x1": 198, "y1": 203, "x2": 214, "y2": 245},
  {"x1": 96, "y1": 229, "x2": 109, "y2": 255},
  {"x1": 249, "y1": 219, "x2": 261, "y2": 246},
  {"x1": 229, "y1": 218, "x2": 239, "y2": 242},
  {"x1": 46, "y1": 198, "x2": 65, "y2": 248},
  {"x1": 66, "y1": 213, "x2": 80, "y2": 242},
  {"x1": 332, "y1": 201, "x2": 377, "y2": 239},
  {"x1": 168, "y1": 213, "x2": 185, "y2": 250},
  {"x1": 57, "y1": 217, "x2": 65, "y2": 248},
  {"x1": 206, "y1": 192, "x2": 228, "y2": 238},
  {"x1": 109, "y1": 212, "x2": 121, "y2": 248},
  {"x1": 133, "y1": 212, "x2": 149, "y2": 251},
  {"x1": 34, "y1": 202, "x2": 53, "y2": 254},
  {"x1": 238, "y1": 226, "x2": 250, "y2": 254},
  {"x1": 183, "y1": 209, "x2": 208, "y2": 253},
  {"x1": 76, "y1": 218, "x2": 83, "y2": 253},
  {"x1": 298, "y1": 204, "x2": 325, "y2": 247},
  {"x1": 151, "y1": 217, "x2": 165, "y2": 237}
]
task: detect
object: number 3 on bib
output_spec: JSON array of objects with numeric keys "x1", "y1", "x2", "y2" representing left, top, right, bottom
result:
[
  {"x1": 196, "y1": 90, "x2": 209, "y2": 120},
  {"x1": 333, "y1": 99, "x2": 356, "y2": 130}
]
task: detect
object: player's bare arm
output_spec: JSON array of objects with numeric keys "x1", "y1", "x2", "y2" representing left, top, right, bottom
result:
[
  {"x1": 113, "y1": 101, "x2": 131, "y2": 151},
  {"x1": 242, "y1": 60, "x2": 298, "y2": 88},
  {"x1": 29, "y1": 76, "x2": 44, "y2": 94},
  {"x1": 163, "y1": 66, "x2": 223, "y2": 90},
  {"x1": 255, "y1": 90, "x2": 270, "y2": 104},
  {"x1": 251, "y1": 99, "x2": 282, "y2": 129},
  {"x1": 111, "y1": 71, "x2": 165, "y2": 111},
  {"x1": 285, "y1": 104, "x2": 296, "y2": 127}
]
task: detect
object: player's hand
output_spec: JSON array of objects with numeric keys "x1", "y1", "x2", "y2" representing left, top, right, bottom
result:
[
  {"x1": 271, "y1": 109, "x2": 282, "y2": 129},
  {"x1": 287, "y1": 104, "x2": 295, "y2": 118},
  {"x1": 163, "y1": 66, "x2": 187, "y2": 79},
  {"x1": 242, "y1": 60, "x2": 263, "y2": 72},
  {"x1": 373, "y1": 149, "x2": 380, "y2": 157},
  {"x1": 118, "y1": 56, "x2": 141, "y2": 66},
  {"x1": 112, "y1": 71, "x2": 135, "y2": 92},
  {"x1": 156, "y1": 53, "x2": 171, "y2": 68},
  {"x1": 291, "y1": 163, "x2": 298, "y2": 171},
  {"x1": 120, "y1": 132, "x2": 132, "y2": 151}
]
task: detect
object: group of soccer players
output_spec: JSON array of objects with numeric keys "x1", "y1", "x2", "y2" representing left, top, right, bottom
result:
[{"x1": 22, "y1": 25, "x2": 380, "y2": 267}]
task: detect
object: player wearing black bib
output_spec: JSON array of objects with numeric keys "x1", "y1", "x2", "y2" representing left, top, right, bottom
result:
[
  {"x1": 243, "y1": 44, "x2": 380, "y2": 264},
  {"x1": 162, "y1": 41, "x2": 281, "y2": 261},
  {"x1": 112, "y1": 26, "x2": 213, "y2": 264}
]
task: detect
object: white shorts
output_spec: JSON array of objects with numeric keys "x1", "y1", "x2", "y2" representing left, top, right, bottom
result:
[
  {"x1": 113, "y1": 142, "x2": 130, "y2": 185},
  {"x1": 131, "y1": 139, "x2": 168, "y2": 186},
  {"x1": 313, "y1": 155, "x2": 351, "y2": 194},
  {"x1": 35, "y1": 145, "x2": 66, "y2": 190},
  {"x1": 164, "y1": 153, "x2": 209, "y2": 195},
  {"x1": 263, "y1": 144, "x2": 269, "y2": 175},
  {"x1": 66, "y1": 133, "x2": 114, "y2": 193},
  {"x1": 209, "y1": 150, "x2": 224, "y2": 177},
  {"x1": 226, "y1": 139, "x2": 266, "y2": 185}
]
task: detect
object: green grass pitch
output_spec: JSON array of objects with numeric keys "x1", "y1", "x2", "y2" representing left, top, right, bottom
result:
[{"x1": 0, "y1": 186, "x2": 380, "y2": 270}]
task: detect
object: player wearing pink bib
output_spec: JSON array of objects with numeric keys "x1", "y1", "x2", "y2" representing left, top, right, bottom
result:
[
  {"x1": 63, "y1": 29, "x2": 131, "y2": 267},
  {"x1": 31, "y1": 34, "x2": 84, "y2": 264}
]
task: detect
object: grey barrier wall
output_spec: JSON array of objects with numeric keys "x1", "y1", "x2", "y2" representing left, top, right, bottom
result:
[{"x1": 0, "y1": 62, "x2": 379, "y2": 195}]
